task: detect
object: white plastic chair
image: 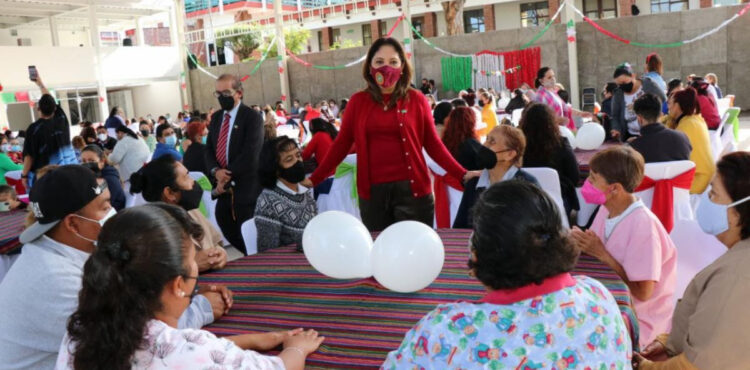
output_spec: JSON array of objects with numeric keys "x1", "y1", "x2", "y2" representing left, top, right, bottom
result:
[
  {"x1": 522, "y1": 167, "x2": 570, "y2": 229},
  {"x1": 709, "y1": 112, "x2": 729, "y2": 162},
  {"x1": 188, "y1": 171, "x2": 228, "y2": 245},
  {"x1": 634, "y1": 161, "x2": 696, "y2": 222},
  {"x1": 316, "y1": 154, "x2": 360, "y2": 220},
  {"x1": 511, "y1": 108, "x2": 523, "y2": 127},
  {"x1": 670, "y1": 219, "x2": 726, "y2": 302},
  {"x1": 716, "y1": 97, "x2": 731, "y2": 119},
  {"x1": 240, "y1": 218, "x2": 258, "y2": 256}
]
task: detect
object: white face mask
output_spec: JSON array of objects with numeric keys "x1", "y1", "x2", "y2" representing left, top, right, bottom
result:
[
  {"x1": 97, "y1": 133, "x2": 108, "y2": 141},
  {"x1": 73, "y1": 207, "x2": 117, "y2": 244},
  {"x1": 696, "y1": 191, "x2": 750, "y2": 235}
]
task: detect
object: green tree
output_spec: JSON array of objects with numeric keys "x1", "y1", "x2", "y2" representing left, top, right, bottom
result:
[
  {"x1": 215, "y1": 24, "x2": 262, "y2": 61},
  {"x1": 259, "y1": 27, "x2": 311, "y2": 57},
  {"x1": 330, "y1": 38, "x2": 363, "y2": 50}
]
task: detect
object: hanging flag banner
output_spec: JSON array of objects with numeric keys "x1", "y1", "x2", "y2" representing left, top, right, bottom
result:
[{"x1": 566, "y1": 19, "x2": 576, "y2": 43}]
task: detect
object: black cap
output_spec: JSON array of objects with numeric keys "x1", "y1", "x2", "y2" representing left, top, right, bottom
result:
[{"x1": 20, "y1": 165, "x2": 107, "y2": 244}]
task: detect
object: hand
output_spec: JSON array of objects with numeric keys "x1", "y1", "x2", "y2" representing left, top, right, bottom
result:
[
  {"x1": 632, "y1": 352, "x2": 655, "y2": 369},
  {"x1": 254, "y1": 328, "x2": 304, "y2": 351},
  {"x1": 463, "y1": 171, "x2": 481, "y2": 182},
  {"x1": 580, "y1": 111, "x2": 594, "y2": 119},
  {"x1": 626, "y1": 136, "x2": 638, "y2": 143},
  {"x1": 215, "y1": 169, "x2": 232, "y2": 183},
  {"x1": 640, "y1": 339, "x2": 669, "y2": 361},
  {"x1": 283, "y1": 329, "x2": 325, "y2": 356},
  {"x1": 195, "y1": 247, "x2": 228, "y2": 272},
  {"x1": 555, "y1": 115, "x2": 569, "y2": 126},
  {"x1": 34, "y1": 74, "x2": 44, "y2": 87},
  {"x1": 610, "y1": 130, "x2": 621, "y2": 140},
  {"x1": 199, "y1": 284, "x2": 233, "y2": 315},
  {"x1": 21, "y1": 176, "x2": 28, "y2": 190},
  {"x1": 201, "y1": 291, "x2": 227, "y2": 320},
  {"x1": 570, "y1": 227, "x2": 607, "y2": 260},
  {"x1": 300, "y1": 177, "x2": 313, "y2": 188}
]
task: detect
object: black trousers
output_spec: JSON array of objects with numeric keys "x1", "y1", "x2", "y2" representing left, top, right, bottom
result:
[
  {"x1": 358, "y1": 181, "x2": 434, "y2": 232},
  {"x1": 215, "y1": 195, "x2": 254, "y2": 255}
]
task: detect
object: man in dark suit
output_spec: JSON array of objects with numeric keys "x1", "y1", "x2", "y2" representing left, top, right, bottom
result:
[
  {"x1": 205, "y1": 74, "x2": 264, "y2": 254},
  {"x1": 629, "y1": 93, "x2": 692, "y2": 163}
]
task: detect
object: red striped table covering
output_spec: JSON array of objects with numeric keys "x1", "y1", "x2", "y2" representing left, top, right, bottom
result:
[
  {"x1": 575, "y1": 142, "x2": 621, "y2": 185},
  {"x1": 0, "y1": 209, "x2": 26, "y2": 255},
  {"x1": 200, "y1": 229, "x2": 638, "y2": 369}
]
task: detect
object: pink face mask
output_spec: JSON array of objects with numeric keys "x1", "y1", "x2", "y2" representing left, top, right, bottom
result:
[
  {"x1": 581, "y1": 178, "x2": 608, "y2": 205},
  {"x1": 370, "y1": 65, "x2": 402, "y2": 88}
]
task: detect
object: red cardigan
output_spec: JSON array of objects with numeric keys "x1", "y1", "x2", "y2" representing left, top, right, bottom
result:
[
  {"x1": 303, "y1": 132, "x2": 335, "y2": 177},
  {"x1": 310, "y1": 89, "x2": 467, "y2": 200}
]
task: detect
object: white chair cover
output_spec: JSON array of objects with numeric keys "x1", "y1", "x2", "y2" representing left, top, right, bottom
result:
[
  {"x1": 240, "y1": 218, "x2": 258, "y2": 256},
  {"x1": 669, "y1": 219, "x2": 726, "y2": 302},
  {"x1": 522, "y1": 167, "x2": 570, "y2": 229},
  {"x1": 316, "y1": 154, "x2": 360, "y2": 220},
  {"x1": 716, "y1": 97, "x2": 731, "y2": 118},
  {"x1": 188, "y1": 171, "x2": 228, "y2": 245},
  {"x1": 511, "y1": 109, "x2": 523, "y2": 127},
  {"x1": 424, "y1": 152, "x2": 463, "y2": 228},
  {"x1": 709, "y1": 112, "x2": 729, "y2": 162},
  {"x1": 634, "y1": 161, "x2": 696, "y2": 222}
]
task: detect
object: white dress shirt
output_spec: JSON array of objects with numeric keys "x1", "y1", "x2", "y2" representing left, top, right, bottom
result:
[{"x1": 221, "y1": 102, "x2": 241, "y2": 165}]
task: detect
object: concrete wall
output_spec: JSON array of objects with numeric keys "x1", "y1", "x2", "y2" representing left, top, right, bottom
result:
[
  {"x1": 130, "y1": 80, "x2": 183, "y2": 119},
  {"x1": 189, "y1": 5, "x2": 750, "y2": 111}
]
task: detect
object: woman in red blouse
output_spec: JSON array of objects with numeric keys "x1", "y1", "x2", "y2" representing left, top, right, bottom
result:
[
  {"x1": 302, "y1": 38, "x2": 477, "y2": 231},
  {"x1": 303, "y1": 118, "x2": 337, "y2": 173}
]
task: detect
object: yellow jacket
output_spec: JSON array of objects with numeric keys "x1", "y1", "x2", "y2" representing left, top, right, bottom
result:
[
  {"x1": 479, "y1": 103, "x2": 498, "y2": 137},
  {"x1": 664, "y1": 114, "x2": 715, "y2": 194}
]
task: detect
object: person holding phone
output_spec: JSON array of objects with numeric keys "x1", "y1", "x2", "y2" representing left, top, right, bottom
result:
[{"x1": 21, "y1": 67, "x2": 78, "y2": 188}]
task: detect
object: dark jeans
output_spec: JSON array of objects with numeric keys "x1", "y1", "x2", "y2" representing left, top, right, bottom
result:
[
  {"x1": 358, "y1": 180, "x2": 434, "y2": 232},
  {"x1": 215, "y1": 195, "x2": 254, "y2": 255}
]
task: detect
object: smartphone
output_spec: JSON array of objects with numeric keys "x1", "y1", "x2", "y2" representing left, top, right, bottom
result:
[{"x1": 28, "y1": 65, "x2": 38, "y2": 82}]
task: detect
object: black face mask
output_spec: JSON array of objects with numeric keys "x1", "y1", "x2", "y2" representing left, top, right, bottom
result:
[
  {"x1": 279, "y1": 160, "x2": 306, "y2": 184},
  {"x1": 218, "y1": 95, "x2": 236, "y2": 111},
  {"x1": 619, "y1": 82, "x2": 634, "y2": 93},
  {"x1": 478, "y1": 100, "x2": 485, "y2": 107},
  {"x1": 82, "y1": 161, "x2": 101, "y2": 176},
  {"x1": 140, "y1": 129, "x2": 150, "y2": 137},
  {"x1": 477, "y1": 146, "x2": 498, "y2": 170},
  {"x1": 178, "y1": 182, "x2": 203, "y2": 211}
]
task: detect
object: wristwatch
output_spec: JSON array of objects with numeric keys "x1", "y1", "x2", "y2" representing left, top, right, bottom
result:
[
  {"x1": 21, "y1": 173, "x2": 28, "y2": 179},
  {"x1": 210, "y1": 167, "x2": 218, "y2": 178}
]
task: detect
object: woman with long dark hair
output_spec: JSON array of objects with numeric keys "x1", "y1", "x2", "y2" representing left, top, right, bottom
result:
[
  {"x1": 302, "y1": 37, "x2": 476, "y2": 231},
  {"x1": 533, "y1": 67, "x2": 593, "y2": 131},
  {"x1": 58, "y1": 203, "x2": 324, "y2": 370},
  {"x1": 521, "y1": 103, "x2": 580, "y2": 220},
  {"x1": 303, "y1": 118, "x2": 338, "y2": 170},
  {"x1": 690, "y1": 77, "x2": 721, "y2": 130},
  {"x1": 441, "y1": 107, "x2": 483, "y2": 171}
]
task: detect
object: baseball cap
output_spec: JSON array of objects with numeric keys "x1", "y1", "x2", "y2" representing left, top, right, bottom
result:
[{"x1": 20, "y1": 165, "x2": 108, "y2": 244}]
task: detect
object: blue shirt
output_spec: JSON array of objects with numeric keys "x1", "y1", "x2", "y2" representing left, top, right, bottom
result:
[{"x1": 153, "y1": 142, "x2": 183, "y2": 161}]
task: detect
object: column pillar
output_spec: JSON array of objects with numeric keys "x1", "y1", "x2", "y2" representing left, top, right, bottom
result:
[
  {"x1": 618, "y1": 0, "x2": 633, "y2": 16},
  {"x1": 88, "y1": 1, "x2": 109, "y2": 123},
  {"x1": 173, "y1": 0, "x2": 192, "y2": 112},
  {"x1": 49, "y1": 16, "x2": 60, "y2": 46},
  {"x1": 401, "y1": 0, "x2": 415, "y2": 83},
  {"x1": 321, "y1": 27, "x2": 333, "y2": 50},
  {"x1": 563, "y1": 2, "x2": 580, "y2": 109},
  {"x1": 275, "y1": 0, "x2": 290, "y2": 103},
  {"x1": 135, "y1": 16, "x2": 144, "y2": 46},
  {"x1": 370, "y1": 19, "x2": 381, "y2": 39}
]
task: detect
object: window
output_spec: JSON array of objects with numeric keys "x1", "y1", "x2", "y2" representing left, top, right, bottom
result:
[
  {"x1": 317, "y1": 30, "x2": 324, "y2": 50},
  {"x1": 362, "y1": 24, "x2": 372, "y2": 45},
  {"x1": 650, "y1": 0, "x2": 688, "y2": 13},
  {"x1": 379, "y1": 20, "x2": 388, "y2": 38},
  {"x1": 332, "y1": 28, "x2": 341, "y2": 43},
  {"x1": 411, "y1": 17, "x2": 424, "y2": 38},
  {"x1": 520, "y1": 2, "x2": 550, "y2": 27},
  {"x1": 713, "y1": 0, "x2": 740, "y2": 5},
  {"x1": 463, "y1": 9, "x2": 485, "y2": 34},
  {"x1": 583, "y1": 0, "x2": 617, "y2": 19}
]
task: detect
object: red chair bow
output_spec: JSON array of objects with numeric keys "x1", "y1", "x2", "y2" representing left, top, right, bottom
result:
[
  {"x1": 634, "y1": 167, "x2": 695, "y2": 232},
  {"x1": 433, "y1": 173, "x2": 464, "y2": 228}
]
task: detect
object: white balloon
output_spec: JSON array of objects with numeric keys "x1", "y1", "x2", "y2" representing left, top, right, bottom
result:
[
  {"x1": 576, "y1": 122, "x2": 606, "y2": 150},
  {"x1": 559, "y1": 126, "x2": 577, "y2": 150},
  {"x1": 302, "y1": 211, "x2": 373, "y2": 279},
  {"x1": 371, "y1": 221, "x2": 445, "y2": 293}
]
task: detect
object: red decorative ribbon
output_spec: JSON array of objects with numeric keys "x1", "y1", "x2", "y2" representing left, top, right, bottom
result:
[{"x1": 634, "y1": 167, "x2": 695, "y2": 233}]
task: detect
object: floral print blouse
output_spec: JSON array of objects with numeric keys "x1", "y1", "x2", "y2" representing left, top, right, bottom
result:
[
  {"x1": 382, "y1": 274, "x2": 631, "y2": 370},
  {"x1": 56, "y1": 319, "x2": 285, "y2": 369}
]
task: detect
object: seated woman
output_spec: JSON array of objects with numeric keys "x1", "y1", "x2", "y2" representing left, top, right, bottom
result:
[
  {"x1": 441, "y1": 107, "x2": 484, "y2": 171},
  {"x1": 636, "y1": 152, "x2": 750, "y2": 369},
  {"x1": 57, "y1": 203, "x2": 324, "y2": 370},
  {"x1": 80, "y1": 145, "x2": 126, "y2": 211},
  {"x1": 570, "y1": 146, "x2": 676, "y2": 349},
  {"x1": 690, "y1": 78, "x2": 721, "y2": 130},
  {"x1": 255, "y1": 136, "x2": 317, "y2": 252},
  {"x1": 521, "y1": 103, "x2": 580, "y2": 220},
  {"x1": 664, "y1": 88, "x2": 715, "y2": 194},
  {"x1": 384, "y1": 181, "x2": 631, "y2": 368},
  {"x1": 453, "y1": 125, "x2": 539, "y2": 228},
  {"x1": 130, "y1": 155, "x2": 228, "y2": 272}
]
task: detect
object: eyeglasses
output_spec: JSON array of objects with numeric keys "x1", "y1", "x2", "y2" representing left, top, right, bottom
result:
[{"x1": 213, "y1": 90, "x2": 235, "y2": 98}]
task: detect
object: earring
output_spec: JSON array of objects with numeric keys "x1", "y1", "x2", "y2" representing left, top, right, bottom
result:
[{"x1": 179, "y1": 291, "x2": 186, "y2": 297}]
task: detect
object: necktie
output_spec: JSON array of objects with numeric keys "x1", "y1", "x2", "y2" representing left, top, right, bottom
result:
[{"x1": 216, "y1": 113, "x2": 230, "y2": 168}]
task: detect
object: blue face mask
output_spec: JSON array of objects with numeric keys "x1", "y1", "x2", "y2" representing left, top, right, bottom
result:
[
  {"x1": 201, "y1": 136, "x2": 207, "y2": 145},
  {"x1": 11, "y1": 145, "x2": 21, "y2": 152},
  {"x1": 696, "y1": 191, "x2": 750, "y2": 235},
  {"x1": 165, "y1": 135, "x2": 177, "y2": 147}
]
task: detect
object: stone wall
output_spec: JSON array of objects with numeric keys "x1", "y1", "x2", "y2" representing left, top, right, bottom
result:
[{"x1": 189, "y1": 5, "x2": 749, "y2": 111}]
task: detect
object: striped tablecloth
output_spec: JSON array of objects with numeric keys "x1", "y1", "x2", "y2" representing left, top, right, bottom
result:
[
  {"x1": 0, "y1": 209, "x2": 26, "y2": 255},
  {"x1": 575, "y1": 142, "x2": 621, "y2": 185},
  {"x1": 200, "y1": 229, "x2": 638, "y2": 369}
]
